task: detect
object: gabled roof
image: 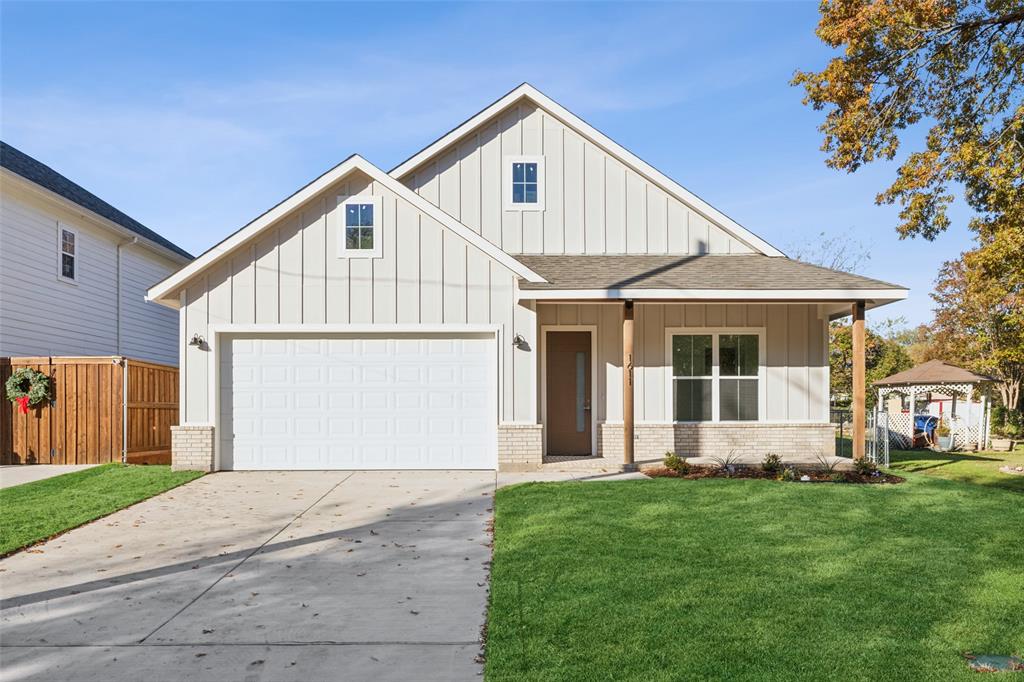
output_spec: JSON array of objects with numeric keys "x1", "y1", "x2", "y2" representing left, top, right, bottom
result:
[
  {"x1": 1, "y1": 141, "x2": 193, "y2": 262},
  {"x1": 874, "y1": 360, "x2": 995, "y2": 386},
  {"x1": 389, "y1": 83, "x2": 785, "y2": 258},
  {"x1": 146, "y1": 154, "x2": 545, "y2": 306}
]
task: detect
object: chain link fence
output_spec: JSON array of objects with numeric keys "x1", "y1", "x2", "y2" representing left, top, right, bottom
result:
[{"x1": 830, "y1": 408, "x2": 890, "y2": 467}]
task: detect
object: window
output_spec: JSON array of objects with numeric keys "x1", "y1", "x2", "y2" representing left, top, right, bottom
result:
[
  {"x1": 337, "y1": 196, "x2": 382, "y2": 258},
  {"x1": 669, "y1": 331, "x2": 762, "y2": 422},
  {"x1": 58, "y1": 225, "x2": 77, "y2": 283},
  {"x1": 505, "y1": 156, "x2": 544, "y2": 210},
  {"x1": 719, "y1": 334, "x2": 759, "y2": 421},
  {"x1": 672, "y1": 335, "x2": 712, "y2": 421}
]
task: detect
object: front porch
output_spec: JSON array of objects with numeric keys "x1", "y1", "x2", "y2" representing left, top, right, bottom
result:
[{"x1": 497, "y1": 297, "x2": 869, "y2": 472}]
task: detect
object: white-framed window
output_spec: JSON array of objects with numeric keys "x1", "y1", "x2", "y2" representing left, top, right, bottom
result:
[
  {"x1": 504, "y1": 155, "x2": 544, "y2": 211},
  {"x1": 666, "y1": 329, "x2": 765, "y2": 422},
  {"x1": 57, "y1": 224, "x2": 78, "y2": 283},
  {"x1": 337, "y1": 195, "x2": 382, "y2": 259}
]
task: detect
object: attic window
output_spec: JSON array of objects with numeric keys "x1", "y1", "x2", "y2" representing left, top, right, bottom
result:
[
  {"x1": 58, "y1": 225, "x2": 77, "y2": 283},
  {"x1": 505, "y1": 156, "x2": 544, "y2": 211},
  {"x1": 337, "y1": 195, "x2": 382, "y2": 259}
]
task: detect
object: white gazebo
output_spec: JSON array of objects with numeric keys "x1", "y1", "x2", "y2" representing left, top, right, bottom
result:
[{"x1": 874, "y1": 360, "x2": 994, "y2": 451}]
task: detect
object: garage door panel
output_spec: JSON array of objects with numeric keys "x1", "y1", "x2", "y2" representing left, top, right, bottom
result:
[{"x1": 221, "y1": 334, "x2": 497, "y2": 470}]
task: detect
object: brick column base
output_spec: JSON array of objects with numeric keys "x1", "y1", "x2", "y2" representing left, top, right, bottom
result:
[
  {"x1": 498, "y1": 424, "x2": 543, "y2": 471},
  {"x1": 171, "y1": 425, "x2": 216, "y2": 472}
]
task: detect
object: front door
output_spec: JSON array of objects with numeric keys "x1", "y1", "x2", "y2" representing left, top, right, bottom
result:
[{"x1": 546, "y1": 331, "x2": 592, "y2": 456}]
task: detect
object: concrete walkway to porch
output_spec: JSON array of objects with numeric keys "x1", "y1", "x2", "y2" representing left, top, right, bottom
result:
[{"x1": 0, "y1": 464, "x2": 100, "y2": 489}]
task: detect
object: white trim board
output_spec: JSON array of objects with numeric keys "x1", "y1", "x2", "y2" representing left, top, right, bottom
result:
[
  {"x1": 146, "y1": 155, "x2": 546, "y2": 307},
  {"x1": 389, "y1": 83, "x2": 785, "y2": 258},
  {"x1": 518, "y1": 288, "x2": 909, "y2": 301}
]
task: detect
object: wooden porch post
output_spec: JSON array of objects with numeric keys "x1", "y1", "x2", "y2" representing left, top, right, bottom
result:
[
  {"x1": 852, "y1": 300, "x2": 866, "y2": 460},
  {"x1": 623, "y1": 300, "x2": 635, "y2": 467}
]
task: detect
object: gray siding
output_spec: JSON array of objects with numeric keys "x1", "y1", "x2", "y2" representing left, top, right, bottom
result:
[
  {"x1": 179, "y1": 170, "x2": 536, "y2": 425},
  {"x1": 0, "y1": 186, "x2": 179, "y2": 364},
  {"x1": 401, "y1": 101, "x2": 756, "y2": 256}
]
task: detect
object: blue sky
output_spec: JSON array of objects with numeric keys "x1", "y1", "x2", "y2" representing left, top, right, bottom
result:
[{"x1": 1, "y1": 1, "x2": 977, "y2": 326}]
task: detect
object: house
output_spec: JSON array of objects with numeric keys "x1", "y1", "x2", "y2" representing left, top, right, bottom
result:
[
  {"x1": 1, "y1": 142, "x2": 193, "y2": 365},
  {"x1": 146, "y1": 84, "x2": 907, "y2": 472}
]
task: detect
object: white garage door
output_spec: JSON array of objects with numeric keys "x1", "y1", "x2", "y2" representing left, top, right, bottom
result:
[{"x1": 220, "y1": 334, "x2": 497, "y2": 470}]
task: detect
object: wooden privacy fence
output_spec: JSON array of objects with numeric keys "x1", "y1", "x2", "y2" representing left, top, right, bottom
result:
[{"x1": 0, "y1": 356, "x2": 179, "y2": 465}]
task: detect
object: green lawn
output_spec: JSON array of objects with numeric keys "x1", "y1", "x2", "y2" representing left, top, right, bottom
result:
[
  {"x1": 0, "y1": 464, "x2": 203, "y2": 556},
  {"x1": 888, "y1": 447, "x2": 1024, "y2": 493},
  {"x1": 486, "y1": 475, "x2": 1024, "y2": 681}
]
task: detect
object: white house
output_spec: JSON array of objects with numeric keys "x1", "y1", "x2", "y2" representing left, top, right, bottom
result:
[
  {"x1": 147, "y1": 84, "x2": 907, "y2": 472},
  {"x1": 1, "y1": 142, "x2": 192, "y2": 365}
]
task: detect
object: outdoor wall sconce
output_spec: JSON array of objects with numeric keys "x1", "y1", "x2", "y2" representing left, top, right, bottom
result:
[
  {"x1": 512, "y1": 333, "x2": 531, "y2": 351},
  {"x1": 189, "y1": 333, "x2": 206, "y2": 348}
]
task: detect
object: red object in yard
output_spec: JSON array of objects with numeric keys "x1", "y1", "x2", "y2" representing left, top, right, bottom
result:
[{"x1": 15, "y1": 396, "x2": 29, "y2": 414}]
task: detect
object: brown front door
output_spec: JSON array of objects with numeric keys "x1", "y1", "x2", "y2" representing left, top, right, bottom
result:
[{"x1": 546, "y1": 331, "x2": 592, "y2": 456}]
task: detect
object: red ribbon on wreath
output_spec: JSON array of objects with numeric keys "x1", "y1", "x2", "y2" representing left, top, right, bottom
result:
[{"x1": 15, "y1": 396, "x2": 30, "y2": 415}]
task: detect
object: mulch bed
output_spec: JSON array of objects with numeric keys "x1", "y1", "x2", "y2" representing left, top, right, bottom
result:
[{"x1": 645, "y1": 466, "x2": 905, "y2": 485}]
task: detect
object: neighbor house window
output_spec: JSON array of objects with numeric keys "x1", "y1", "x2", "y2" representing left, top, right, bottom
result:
[
  {"x1": 337, "y1": 196, "x2": 382, "y2": 258},
  {"x1": 58, "y1": 225, "x2": 77, "y2": 282},
  {"x1": 670, "y1": 331, "x2": 762, "y2": 422},
  {"x1": 505, "y1": 156, "x2": 544, "y2": 210}
]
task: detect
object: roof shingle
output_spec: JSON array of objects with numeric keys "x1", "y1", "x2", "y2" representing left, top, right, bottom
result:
[
  {"x1": 1, "y1": 141, "x2": 192, "y2": 260},
  {"x1": 515, "y1": 254, "x2": 904, "y2": 291}
]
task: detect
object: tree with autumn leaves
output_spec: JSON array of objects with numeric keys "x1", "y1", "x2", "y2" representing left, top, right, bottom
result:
[{"x1": 795, "y1": 0, "x2": 1024, "y2": 419}]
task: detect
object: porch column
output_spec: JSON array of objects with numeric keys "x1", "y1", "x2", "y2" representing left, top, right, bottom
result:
[
  {"x1": 852, "y1": 300, "x2": 866, "y2": 460},
  {"x1": 623, "y1": 300, "x2": 635, "y2": 467}
]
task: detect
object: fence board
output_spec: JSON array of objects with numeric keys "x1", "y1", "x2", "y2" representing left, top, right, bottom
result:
[{"x1": 1, "y1": 356, "x2": 178, "y2": 465}]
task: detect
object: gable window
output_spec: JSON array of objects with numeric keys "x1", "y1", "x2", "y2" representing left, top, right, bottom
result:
[
  {"x1": 505, "y1": 155, "x2": 544, "y2": 210},
  {"x1": 337, "y1": 195, "x2": 382, "y2": 258},
  {"x1": 668, "y1": 330, "x2": 763, "y2": 422},
  {"x1": 58, "y1": 225, "x2": 77, "y2": 283}
]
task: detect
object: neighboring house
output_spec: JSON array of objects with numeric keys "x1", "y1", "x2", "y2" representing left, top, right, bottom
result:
[
  {"x1": 147, "y1": 84, "x2": 907, "y2": 472},
  {"x1": 1, "y1": 142, "x2": 192, "y2": 365}
]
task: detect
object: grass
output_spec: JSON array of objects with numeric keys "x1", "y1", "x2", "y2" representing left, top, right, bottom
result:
[
  {"x1": 0, "y1": 464, "x2": 203, "y2": 556},
  {"x1": 486, "y1": 474, "x2": 1024, "y2": 681},
  {"x1": 836, "y1": 435, "x2": 1024, "y2": 493},
  {"x1": 888, "y1": 447, "x2": 1024, "y2": 493}
]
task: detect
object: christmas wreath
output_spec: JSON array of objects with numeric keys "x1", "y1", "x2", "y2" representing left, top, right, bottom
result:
[{"x1": 5, "y1": 367, "x2": 51, "y2": 415}]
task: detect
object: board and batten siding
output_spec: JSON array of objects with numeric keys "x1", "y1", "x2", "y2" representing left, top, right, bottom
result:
[
  {"x1": 0, "y1": 186, "x2": 180, "y2": 365},
  {"x1": 179, "y1": 170, "x2": 535, "y2": 426},
  {"x1": 400, "y1": 100, "x2": 756, "y2": 256},
  {"x1": 538, "y1": 303, "x2": 829, "y2": 424}
]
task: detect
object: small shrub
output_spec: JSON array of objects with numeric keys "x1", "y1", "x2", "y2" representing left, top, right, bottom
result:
[
  {"x1": 829, "y1": 472, "x2": 846, "y2": 483},
  {"x1": 663, "y1": 452, "x2": 690, "y2": 475},
  {"x1": 761, "y1": 453, "x2": 783, "y2": 473},
  {"x1": 853, "y1": 457, "x2": 878, "y2": 476},
  {"x1": 710, "y1": 450, "x2": 742, "y2": 474},
  {"x1": 780, "y1": 466, "x2": 797, "y2": 482},
  {"x1": 814, "y1": 452, "x2": 842, "y2": 475}
]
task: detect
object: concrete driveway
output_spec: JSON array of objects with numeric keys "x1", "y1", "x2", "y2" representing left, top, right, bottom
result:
[{"x1": 0, "y1": 471, "x2": 495, "y2": 681}]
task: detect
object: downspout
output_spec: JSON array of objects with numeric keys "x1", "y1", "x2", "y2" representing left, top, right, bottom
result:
[{"x1": 116, "y1": 237, "x2": 138, "y2": 355}]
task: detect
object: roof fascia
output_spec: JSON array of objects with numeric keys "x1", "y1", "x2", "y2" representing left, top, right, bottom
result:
[
  {"x1": 2, "y1": 168, "x2": 192, "y2": 265},
  {"x1": 147, "y1": 155, "x2": 543, "y2": 307}
]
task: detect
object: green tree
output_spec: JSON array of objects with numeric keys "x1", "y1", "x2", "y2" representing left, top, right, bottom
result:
[
  {"x1": 793, "y1": 0, "x2": 1024, "y2": 248},
  {"x1": 930, "y1": 248, "x2": 1023, "y2": 413},
  {"x1": 830, "y1": 321, "x2": 914, "y2": 409}
]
